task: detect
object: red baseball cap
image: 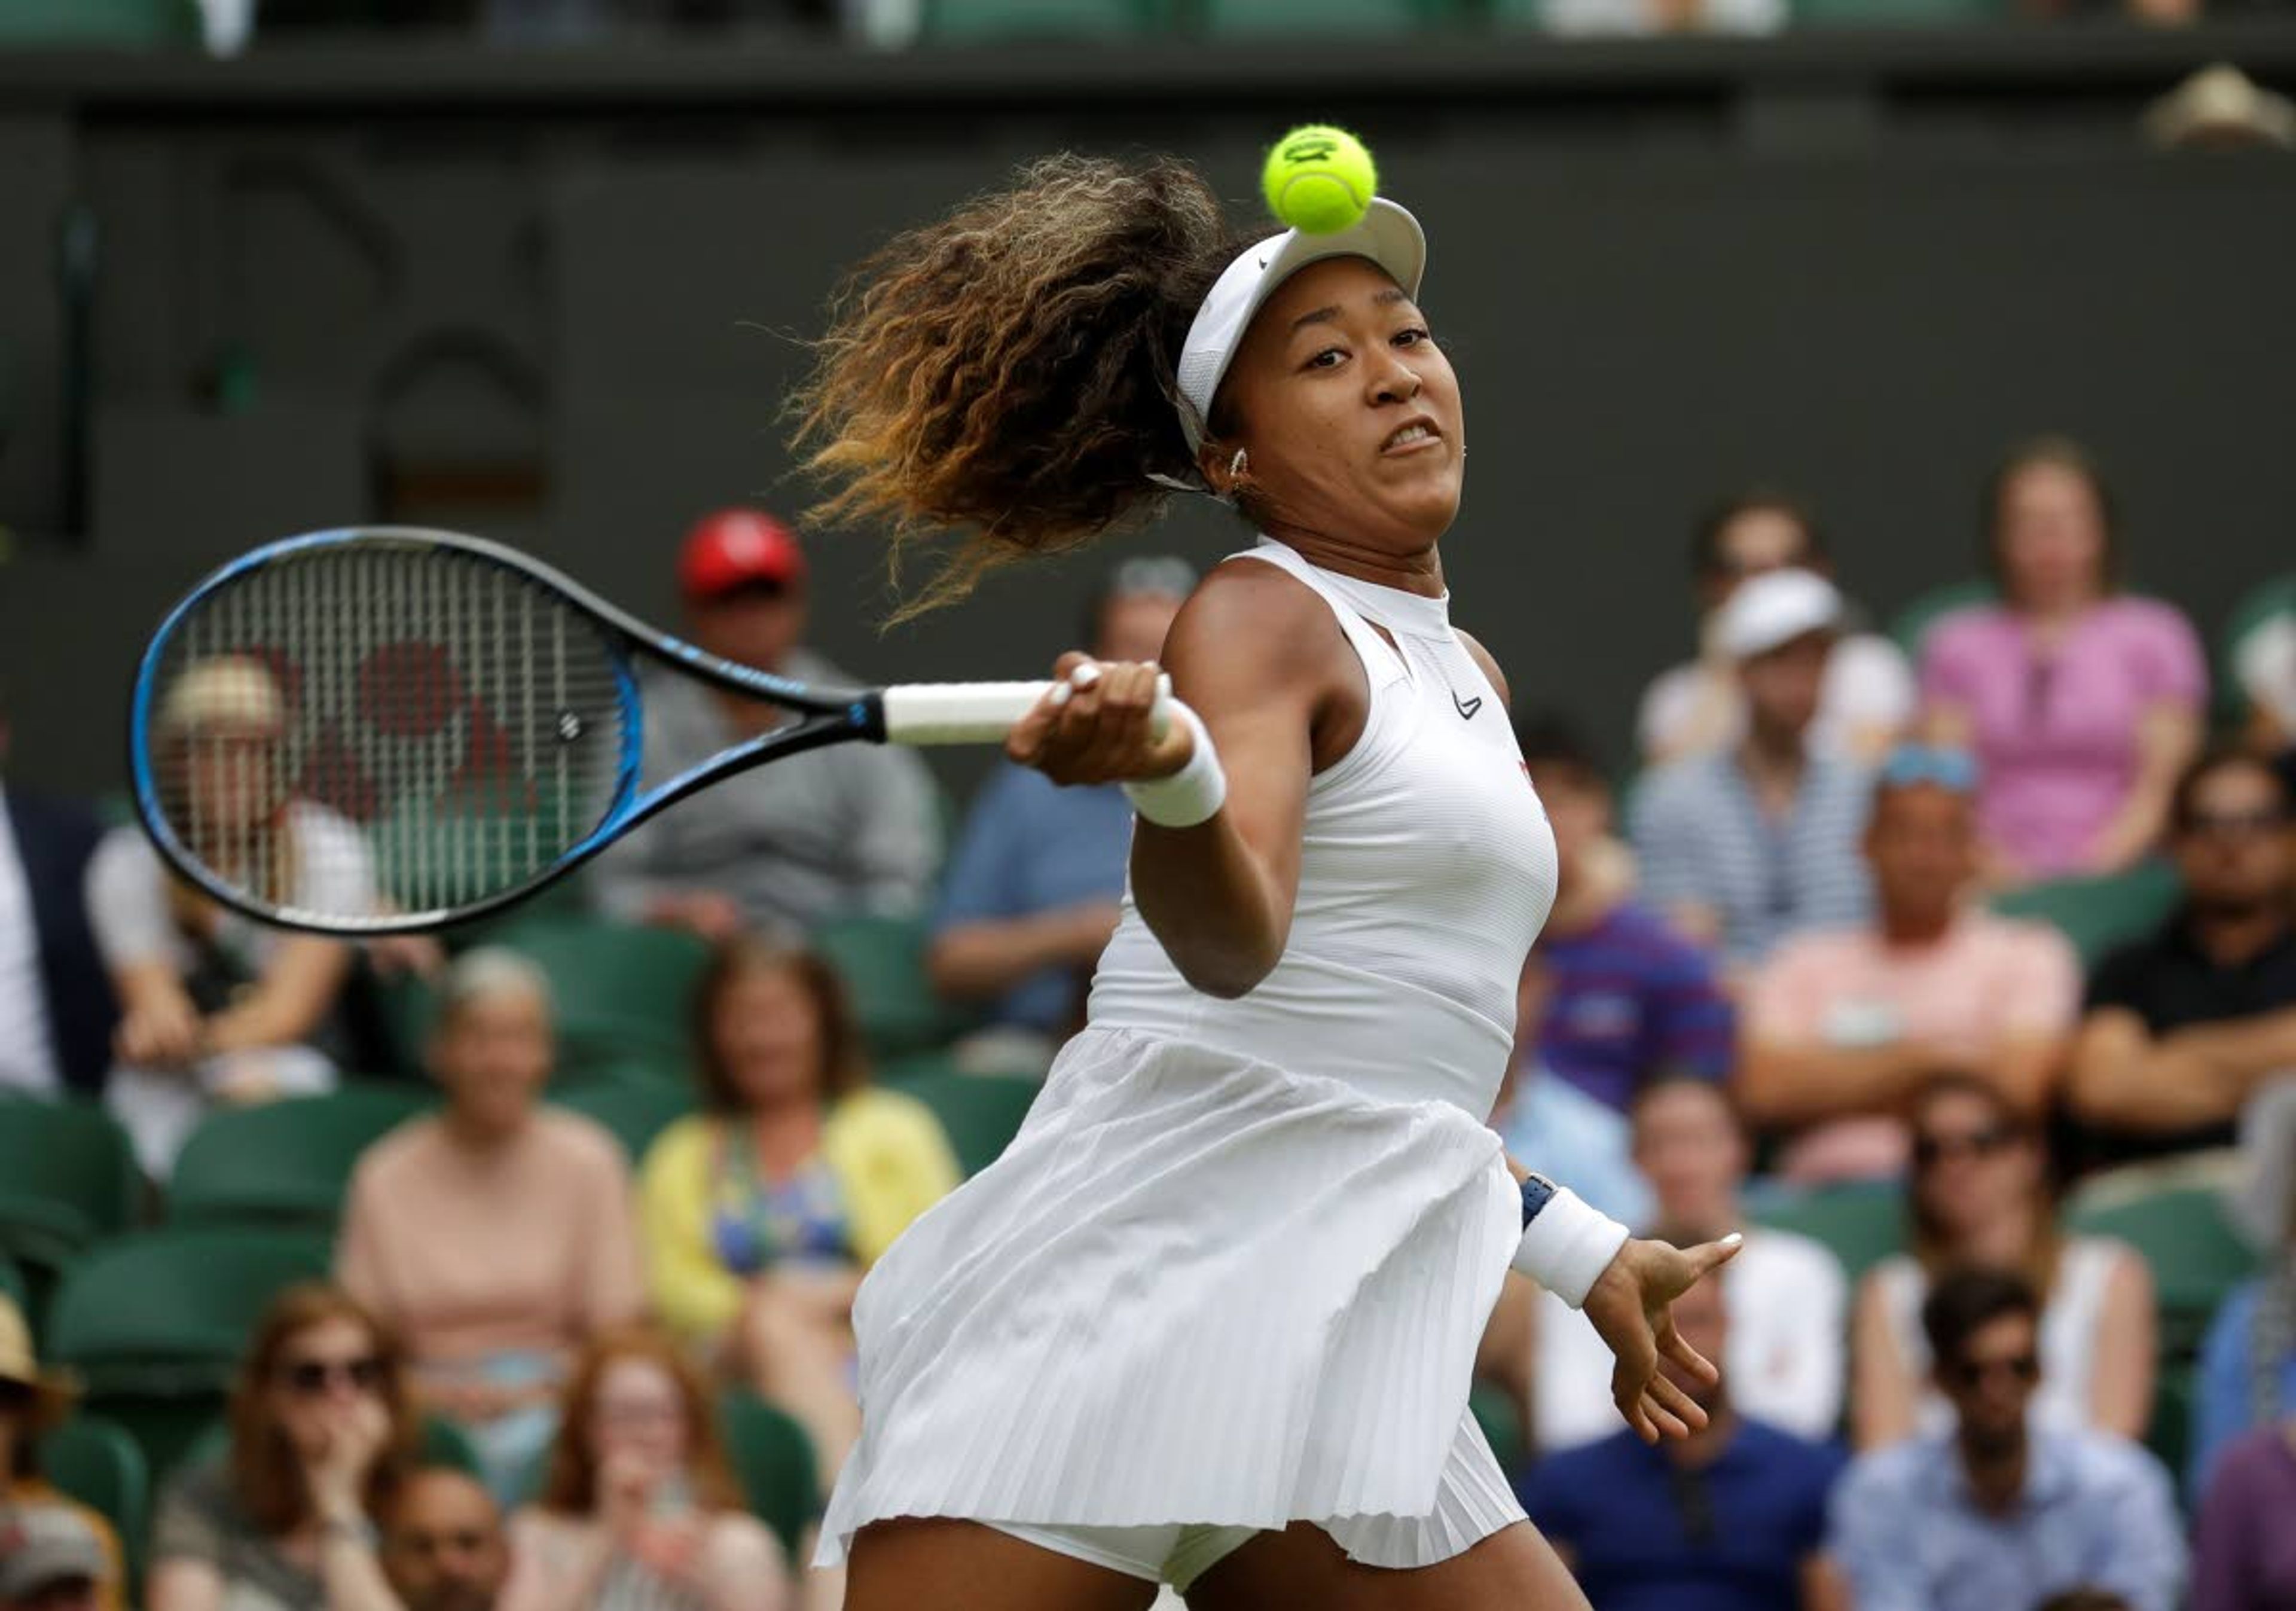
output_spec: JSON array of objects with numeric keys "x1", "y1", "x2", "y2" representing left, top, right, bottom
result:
[{"x1": 678, "y1": 509, "x2": 807, "y2": 602}]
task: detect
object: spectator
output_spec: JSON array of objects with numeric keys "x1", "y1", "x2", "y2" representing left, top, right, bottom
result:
[
  {"x1": 2189, "y1": 1078, "x2": 2296, "y2": 1498},
  {"x1": 0, "y1": 1299, "x2": 121, "y2": 1611},
  {"x1": 1491, "y1": 953, "x2": 1651, "y2": 1227},
  {"x1": 593, "y1": 509, "x2": 939, "y2": 941},
  {"x1": 1851, "y1": 1076, "x2": 2155, "y2": 1449},
  {"x1": 1739, "y1": 744, "x2": 2083, "y2": 1185},
  {"x1": 639, "y1": 938, "x2": 956, "y2": 1488},
  {"x1": 1518, "y1": 1241, "x2": 1845, "y2": 1610},
  {"x1": 378, "y1": 1469, "x2": 508, "y2": 1611},
  {"x1": 337, "y1": 950, "x2": 645, "y2": 1502},
  {"x1": 1919, "y1": 436, "x2": 2206, "y2": 886},
  {"x1": 86, "y1": 657, "x2": 364, "y2": 1177},
  {"x1": 1828, "y1": 1269, "x2": 2187, "y2": 1611},
  {"x1": 0, "y1": 687, "x2": 115, "y2": 1102},
  {"x1": 500, "y1": 1328, "x2": 786, "y2": 1611},
  {"x1": 2068, "y1": 747, "x2": 2296, "y2": 1171},
  {"x1": 149, "y1": 1283, "x2": 419, "y2": 1611},
  {"x1": 0, "y1": 1504, "x2": 111, "y2": 1611},
  {"x1": 1637, "y1": 491, "x2": 1913, "y2": 770},
  {"x1": 1516, "y1": 715, "x2": 1735, "y2": 1112},
  {"x1": 2190, "y1": 1420, "x2": 2296, "y2": 1611},
  {"x1": 927, "y1": 556, "x2": 1192, "y2": 1061},
  {"x1": 2039, "y1": 1595, "x2": 2138, "y2": 1611},
  {"x1": 1631, "y1": 569, "x2": 1874, "y2": 972},
  {"x1": 1528, "y1": 1077, "x2": 1846, "y2": 1453}
]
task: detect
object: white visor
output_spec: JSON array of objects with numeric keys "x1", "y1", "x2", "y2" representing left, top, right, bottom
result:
[{"x1": 1173, "y1": 197, "x2": 1428, "y2": 460}]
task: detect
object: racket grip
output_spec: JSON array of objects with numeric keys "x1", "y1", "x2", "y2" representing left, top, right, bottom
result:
[{"x1": 880, "y1": 675, "x2": 1174, "y2": 747}]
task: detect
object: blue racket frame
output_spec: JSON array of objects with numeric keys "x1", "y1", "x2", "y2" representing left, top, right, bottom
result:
[{"x1": 129, "y1": 526, "x2": 891, "y2": 936}]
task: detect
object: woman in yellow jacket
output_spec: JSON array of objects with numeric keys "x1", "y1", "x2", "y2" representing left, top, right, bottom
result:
[{"x1": 639, "y1": 938, "x2": 959, "y2": 1490}]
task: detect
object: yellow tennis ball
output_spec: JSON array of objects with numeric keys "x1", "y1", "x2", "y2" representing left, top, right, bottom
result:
[{"x1": 1262, "y1": 124, "x2": 1377, "y2": 235}]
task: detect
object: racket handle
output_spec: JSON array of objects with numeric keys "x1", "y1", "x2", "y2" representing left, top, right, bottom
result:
[{"x1": 880, "y1": 674, "x2": 1174, "y2": 747}]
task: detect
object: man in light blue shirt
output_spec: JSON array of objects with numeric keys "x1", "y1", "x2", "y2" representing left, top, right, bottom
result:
[
  {"x1": 1828, "y1": 1268, "x2": 2187, "y2": 1611},
  {"x1": 928, "y1": 559, "x2": 1192, "y2": 1044}
]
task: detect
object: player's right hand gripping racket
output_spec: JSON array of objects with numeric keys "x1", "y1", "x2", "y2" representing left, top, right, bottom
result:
[{"x1": 129, "y1": 526, "x2": 1173, "y2": 935}]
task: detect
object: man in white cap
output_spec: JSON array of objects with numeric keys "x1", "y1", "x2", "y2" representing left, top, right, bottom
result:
[
  {"x1": 0, "y1": 1505, "x2": 112, "y2": 1611},
  {"x1": 1630, "y1": 568, "x2": 1875, "y2": 978}
]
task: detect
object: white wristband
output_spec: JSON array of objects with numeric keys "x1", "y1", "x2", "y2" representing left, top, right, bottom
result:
[
  {"x1": 1510, "y1": 1184, "x2": 1631, "y2": 1309},
  {"x1": 1123, "y1": 703, "x2": 1226, "y2": 829}
]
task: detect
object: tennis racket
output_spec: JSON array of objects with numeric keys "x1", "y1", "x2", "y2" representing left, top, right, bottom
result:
[{"x1": 129, "y1": 526, "x2": 1171, "y2": 935}]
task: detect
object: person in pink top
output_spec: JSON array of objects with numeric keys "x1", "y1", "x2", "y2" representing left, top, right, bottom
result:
[
  {"x1": 337, "y1": 948, "x2": 646, "y2": 1503},
  {"x1": 1919, "y1": 435, "x2": 2206, "y2": 886},
  {"x1": 1739, "y1": 745, "x2": 2082, "y2": 1185}
]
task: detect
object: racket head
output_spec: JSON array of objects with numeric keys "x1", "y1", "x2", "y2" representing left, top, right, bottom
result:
[{"x1": 130, "y1": 527, "x2": 645, "y2": 934}]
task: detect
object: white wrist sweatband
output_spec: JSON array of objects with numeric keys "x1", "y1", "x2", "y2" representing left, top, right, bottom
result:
[
  {"x1": 1123, "y1": 703, "x2": 1226, "y2": 829},
  {"x1": 1510, "y1": 1178, "x2": 1631, "y2": 1309}
]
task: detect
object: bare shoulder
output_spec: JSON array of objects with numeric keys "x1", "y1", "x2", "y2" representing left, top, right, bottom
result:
[
  {"x1": 1162, "y1": 555, "x2": 1351, "y2": 691},
  {"x1": 1455, "y1": 628, "x2": 1510, "y2": 712}
]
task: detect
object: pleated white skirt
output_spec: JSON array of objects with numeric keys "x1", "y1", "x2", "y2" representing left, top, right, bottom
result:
[{"x1": 816, "y1": 1025, "x2": 1529, "y2": 1576}]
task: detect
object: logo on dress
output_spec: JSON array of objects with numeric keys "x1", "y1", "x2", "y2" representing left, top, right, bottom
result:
[{"x1": 1451, "y1": 688, "x2": 1483, "y2": 721}]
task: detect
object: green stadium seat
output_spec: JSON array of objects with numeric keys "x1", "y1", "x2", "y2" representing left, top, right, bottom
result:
[
  {"x1": 2218, "y1": 572, "x2": 2295, "y2": 725},
  {"x1": 1469, "y1": 1380, "x2": 1528, "y2": 1476},
  {"x1": 1793, "y1": 0, "x2": 2004, "y2": 22},
  {"x1": 175, "y1": 1411, "x2": 483, "y2": 1486},
  {"x1": 42, "y1": 1416, "x2": 150, "y2": 1582},
  {"x1": 923, "y1": 0, "x2": 1161, "y2": 38},
  {"x1": 552, "y1": 1084, "x2": 692, "y2": 1164},
  {"x1": 169, "y1": 1085, "x2": 432, "y2": 1229},
  {"x1": 0, "y1": 1251, "x2": 25, "y2": 1316},
  {"x1": 2065, "y1": 1186, "x2": 2261, "y2": 1342},
  {"x1": 883, "y1": 1072, "x2": 1037, "y2": 1178},
  {"x1": 46, "y1": 1227, "x2": 335, "y2": 1476},
  {"x1": 811, "y1": 916, "x2": 968, "y2": 1060},
  {"x1": 1886, "y1": 579, "x2": 1995, "y2": 660},
  {"x1": 0, "y1": 0, "x2": 200, "y2": 47},
  {"x1": 1989, "y1": 860, "x2": 2179, "y2": 969},
  {"x1": 718, "y1": 1391, "x2": 821, "y2": 1558},
  {"x1": 1751, "y1": 1183, "x2": 1903, "y2": 1285},
  {"x1": 0, "y1": 1100, "x2": 142, "y2": 1320},
  {"x1": 2146, "y1": 1361, "x2": 2193, "y2": 1499},
  {"x1": 1200, "y1": 0, "x2": 1443, "y2": 30}
]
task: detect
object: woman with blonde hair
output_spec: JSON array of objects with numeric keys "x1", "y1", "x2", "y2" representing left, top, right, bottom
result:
[
  {"x1": 148, "y1": 1283, "x2": 419, "y2": 1611},
  {"x1": 500, "y1": 1327, "x2": 786, "y2": 1611}
]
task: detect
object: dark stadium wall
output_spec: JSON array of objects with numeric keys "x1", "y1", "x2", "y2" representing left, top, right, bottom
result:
[{"x1": 4, "y1": 54, "x2": 2294, "y2": 800}]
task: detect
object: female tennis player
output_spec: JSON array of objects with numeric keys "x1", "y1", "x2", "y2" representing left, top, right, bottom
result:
[{"x1": 795, "y1": 155, "x2": 1739, "y2": 1610}]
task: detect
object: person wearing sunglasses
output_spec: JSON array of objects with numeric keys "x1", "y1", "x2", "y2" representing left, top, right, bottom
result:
[
  {"x1": 1636, "y1": 490, "x2": 1913, "y2": 772},
  {"x1": 2069, "y1": 747, "x2": 2296, "y2": 1174},
  {"x1": 1829, "y1": 1268, "x2": 2186, "y2": 1611},
  {"x1": 1849, "y1": 1076, "x2": 2155, "y2": 1452},
  {"x1": 1739, "y1": 742, "x2": 2082, "y2": 1186},
  {"x1": 150, "y1": 1284, "x2": 420, "y2": 1611}
]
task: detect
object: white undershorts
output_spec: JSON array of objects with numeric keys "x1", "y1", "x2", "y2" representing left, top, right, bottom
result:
[{"x1": 984, "y1": 1520, "x2": 1259, "y2": 1592}]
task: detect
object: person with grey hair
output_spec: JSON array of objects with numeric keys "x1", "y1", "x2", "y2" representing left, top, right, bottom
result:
[
  {"x1": 337, "y1": 949, "x2": 644, "y2": 1503},
  {"x1": 2189, "y1": 1078, "x2": 2296, "y2": 1501}
]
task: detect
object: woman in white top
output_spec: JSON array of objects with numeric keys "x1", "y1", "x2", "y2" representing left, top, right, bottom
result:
[
  {"x1": 792, "y1": 155, "x2": 1736, "y2": 1610},
  {"x1": 1851, "y1": 1073, "x2": 2156, "y2": 1448},
  {"x1": 87, "y1": 655, "x2": 366, "y2": 1177}
]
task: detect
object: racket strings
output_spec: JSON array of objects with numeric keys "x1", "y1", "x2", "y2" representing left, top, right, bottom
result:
[{"x1": 146, "y1": 540, "x2": 630, "y2": 926}]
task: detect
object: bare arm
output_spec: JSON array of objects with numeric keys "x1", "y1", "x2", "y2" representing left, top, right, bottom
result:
[
  {"x1": 1800, "y1": 1556, "x2": 1854, "y2": 1611},
  {"x1": 496, "y1": 1514, "x2": 617, "y2": 1611},
  {"x1": 1736, "y1": 1037, "x2": 1983, "y2": 1128},
  {"x1": 924, "y1": 902, "x2": 1121, "y2": 1002},
  {"x1": 111, "y1": 959, "x2": 204, "y2": 1067},
  {"x1": 2068, "y1": 1006, "x2": 2296, "y2": 1131},
  {"x1": 2087, "y1": 1249, "x2": 2158, "y2": 1443},
  {"x1": 202, "y1": 935, "x2": 353, "y2": 1052},
  {"x1": 2083, "y1": 703, "x2": 2202, "y2": 875},
  {"x1": 692, "y1": 1515, "x2": 792, "y2": 1611},
  {"x1": 1848, "y1": 1273, "x2": 1918, "y2": 1451},
  {"x1": 1004, "y1": 566, "x2": 1357, "y2": 1002}
]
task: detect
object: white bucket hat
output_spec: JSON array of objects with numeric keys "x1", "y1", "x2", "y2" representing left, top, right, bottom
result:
[{"x1": 1170, "y1": 198, "x2": 1427, "y2": 462}]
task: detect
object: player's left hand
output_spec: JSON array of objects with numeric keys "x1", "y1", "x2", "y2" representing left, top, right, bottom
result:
[{"x1": 1582, "y1": 1232, "x2": 1742, "y2": 1445}]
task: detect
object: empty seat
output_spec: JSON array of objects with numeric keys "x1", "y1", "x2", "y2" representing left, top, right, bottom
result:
[
  {"x1": 811, "y1": 915, "x2": 967, "y2": 1060},
  {"x1": 718, "y1": 1390, "x2": 820, "y2": 1558},
  {"x1": 884, "y1": 1072, "x2": 1036, "y2": 1179},
  {"x1": 169, "y1": 1085, "x2": 432, "y2": 1229},
  {"x1": 1751, "y1": 1183, "x2": 1903, "y2": 1285},
  {"x1": 1989, "y1": 861, "x2": 2180, "y2": 969}
]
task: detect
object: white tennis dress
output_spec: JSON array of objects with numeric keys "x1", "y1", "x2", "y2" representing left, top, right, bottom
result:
[{"x1": 817, "y1": 538, "x2": 1561, "y2": 1581}]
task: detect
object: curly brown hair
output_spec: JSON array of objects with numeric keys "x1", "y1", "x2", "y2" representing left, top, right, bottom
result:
[{"x1": 793, "y1": 154, "x2": 1242, "y2": 620}]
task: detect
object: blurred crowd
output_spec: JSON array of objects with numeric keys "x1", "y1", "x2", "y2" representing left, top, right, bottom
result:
[{"x1": 1, "y1": 430, "x2": 2294, "y2": 1611}]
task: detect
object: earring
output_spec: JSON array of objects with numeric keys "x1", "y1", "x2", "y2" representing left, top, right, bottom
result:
[{"x1": 1229, "y1": 448, "x2": 1248, "y2": 480}]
